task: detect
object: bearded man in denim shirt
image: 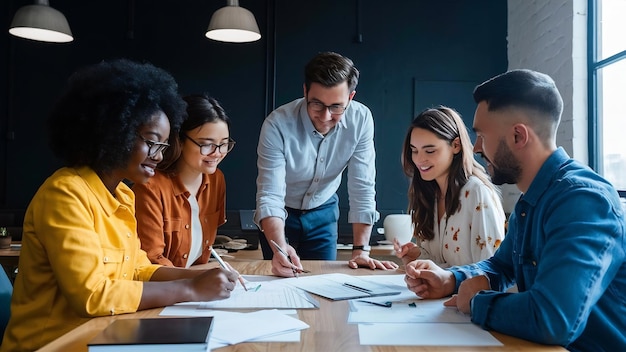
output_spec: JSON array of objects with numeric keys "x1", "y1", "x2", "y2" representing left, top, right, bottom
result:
[{"x1": 403, "y1": 69, "x2": 626, "y2": 351}]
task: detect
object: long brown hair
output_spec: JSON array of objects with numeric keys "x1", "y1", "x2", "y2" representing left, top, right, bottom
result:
[{"x1": 401, "y1": 106, "x2": 498, "y2": 240}]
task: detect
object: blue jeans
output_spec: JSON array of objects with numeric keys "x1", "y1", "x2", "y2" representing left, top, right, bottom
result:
[{"x1": 259, "y1": 194, "x2": 339, "y2": 260}]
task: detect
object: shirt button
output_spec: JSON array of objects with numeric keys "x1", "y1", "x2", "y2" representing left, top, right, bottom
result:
[
  {"x1": 205, "y1": 240, "x2": 209, "y2": 244},
  {"x1": 125, "y1": 256, "x2": 130, "y2": 261},
  {"x1": 319, "y1": 157, "x2": 325, "y2": 162},
  {"x1": 123, "y1": 273, "x2": 127, "y2": 278},
  {"x1": 521, "y1": 212, "x2": 526, "y2": 217},
  {"x1": 183, "y1": 253, "x2": 188, "y2": 259},
  {"x1": 103, "y1": 257, "x2": 108, "y2": 262},
  {"x1": 127, "y1": 233, "x2": 131, "y2": 238},
  {"x1": 185, "y1": 224, "x2": 190, "y2": 229},
  {"x1": 314, "y1": 178, "x2": 319, "y2": 183}
]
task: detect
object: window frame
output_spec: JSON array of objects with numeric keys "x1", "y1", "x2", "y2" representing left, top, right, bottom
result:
[{"x1": 588, "y1": 0, "x2": 626, "y2": 193}]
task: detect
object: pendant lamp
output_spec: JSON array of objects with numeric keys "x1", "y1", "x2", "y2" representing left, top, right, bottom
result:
[
  {"x1": 205, "y1": 0, "x2": 261, "y2": 43},
  {"x1": 9, "y1": 0, "x2": 73, "y2": 43}
]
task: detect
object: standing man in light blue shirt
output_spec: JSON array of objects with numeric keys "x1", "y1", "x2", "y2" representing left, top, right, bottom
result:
[{"x1": 255, "y1": 52, "x2": 398, "y2": 277}]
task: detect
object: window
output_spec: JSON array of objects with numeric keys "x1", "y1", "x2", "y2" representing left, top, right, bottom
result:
[{"x1": 589, "y1": 0, "x2": 626, "y2": 191}]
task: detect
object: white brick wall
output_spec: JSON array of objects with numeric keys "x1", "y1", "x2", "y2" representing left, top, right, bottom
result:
[
  {"x1": 502, "y1": 0, "x2": 588, "y2": 209},
  {"x1": 508, "y1": 0, "x2": 588, "y2": 160}
]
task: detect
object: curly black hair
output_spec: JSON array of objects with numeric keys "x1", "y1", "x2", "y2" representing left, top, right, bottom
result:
[{"x1": 47, "y1": 58, "x2": 187, "y2": 173}]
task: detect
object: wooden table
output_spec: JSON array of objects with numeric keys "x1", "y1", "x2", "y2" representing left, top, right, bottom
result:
[
  {"x1": 0, "y1": 242, "x2": 397, "y2": 273},
  {"x1": 39, "y1": 259, "x2": 565, "y2": 352}
]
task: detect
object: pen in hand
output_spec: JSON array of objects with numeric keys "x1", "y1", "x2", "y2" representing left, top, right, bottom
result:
[
  {"x1": 210, "y1": 247, "x2": 248, "y2": 291},
  {"x1": 269, "y1": 239, "x2": 310, "y2": 277}
]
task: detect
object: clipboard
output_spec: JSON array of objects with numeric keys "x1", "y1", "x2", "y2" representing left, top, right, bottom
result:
[{"x1": 289, "y1": 273, "x2": 402, "y2": 301}]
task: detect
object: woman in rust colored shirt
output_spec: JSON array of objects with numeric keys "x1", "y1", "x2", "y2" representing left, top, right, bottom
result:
[{"x1": 134, "y1": 94, "x2": 235, "y2": 267}]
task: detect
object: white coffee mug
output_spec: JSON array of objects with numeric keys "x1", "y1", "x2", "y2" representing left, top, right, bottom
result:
[{"x1": 382, "y1": 214, "x2": 413, "y2": 244}]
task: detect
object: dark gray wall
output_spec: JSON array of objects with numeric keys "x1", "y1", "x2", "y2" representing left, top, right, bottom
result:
[{"x1": 1, "y1": 0, "x2": 507, "y2": 228}]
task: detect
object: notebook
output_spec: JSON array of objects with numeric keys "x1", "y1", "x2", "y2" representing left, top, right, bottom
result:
[{"x1": 88, "y1": 317, "x2": 213, "y2": 351}]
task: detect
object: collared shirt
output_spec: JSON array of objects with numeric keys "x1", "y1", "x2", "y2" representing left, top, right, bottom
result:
[
  {"x1": 255, "y1": 98, "x2": 379, "y2": 225},
  {"x1": 448, "y1": 148, "x2": 626, "y2": 351},
  {"x1": 133, "y1": 170, "x2": 226, "y2": 267},
  {"x1": 1, "y1": 166, "x2": 161, "y2": 352},
  {"x1": 418, "y1": 176, "x2": 506, "y2": 267}
]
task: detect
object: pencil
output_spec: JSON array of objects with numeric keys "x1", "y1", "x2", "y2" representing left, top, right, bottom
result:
[
  {"x1": 210, "y1": 247, "x2": 248, "y2": 291},
  {"x1": 269, "y1": 239, "x2": 301, "y2": 277}
]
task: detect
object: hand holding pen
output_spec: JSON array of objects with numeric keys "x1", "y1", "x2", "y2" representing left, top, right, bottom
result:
[
  {"x1": 269, "y1": 239, "x2": 310, "y2": 278},
  {"x1": 210, "y1": 247, "x2": 248, "y2": 291},
  {"x1": 393, "y1": 237, "x2": 421, "y2": 266}
]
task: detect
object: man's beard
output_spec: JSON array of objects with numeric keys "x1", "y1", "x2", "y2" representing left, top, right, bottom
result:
[{"x1": 488, "y1": 139, "x2": 522, "y2": 185}]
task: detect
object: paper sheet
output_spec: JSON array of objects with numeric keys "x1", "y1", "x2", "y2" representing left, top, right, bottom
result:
[
  {"x1": 160, "y1": 308, "x2": 307, "y2": 347},
  {"x1": 284, "y1": 273, "x2": 404, "y2": 300},
  {"x1": 198, "y1": 279, "x2": 319, "y2": 309},
  {"x1": 358, "y1": 322, "x2": 503, "y2": 346},
  {"x1": 209, "y1": 310, "x2": 308, "y2": 345},
  {"x1": 348, "y1": 298, "x2": 471, "y2": 323},
  {"x1": 162, "y1": 275, "x2": 319, "y2": 310}
]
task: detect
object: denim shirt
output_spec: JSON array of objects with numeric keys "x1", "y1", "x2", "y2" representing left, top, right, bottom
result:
[
  {"x1": 449, "y1": 148, "x2": 626, "y2": 351},
  {"x1": 255, "y1": 98, "x2": 379, "y2": 225}
]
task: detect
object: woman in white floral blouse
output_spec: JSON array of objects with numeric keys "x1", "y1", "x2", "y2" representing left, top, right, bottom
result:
[{"x1": 394, "y1": 106, "x2": 505, "y2": 268}]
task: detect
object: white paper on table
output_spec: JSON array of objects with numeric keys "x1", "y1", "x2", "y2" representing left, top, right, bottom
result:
[
  {"x1": 209, "y1": 328, "x2": 301, "y2": 350},
  {"x1": 348, "y1": 298, "x2": 470, "y2": 323},
  {"x1": 283, "y1": 273, "x2": 408, "y2": 300},
  {"x1": 249, "y1": 330, "x2": 301, "y2": 342},
  {"x1": 283, "y1": 273, "x2": 410, "y2": 290},
  {"x1": 197, "y1": 279, "x2": 319, "y2": 309},
  {"x1": 209, "y1": 309, "x2": 309, "y2": 345},
  {"x1": 358, "y1": 322, "x2": 503, "y2": 346},
  {"x1": 160, "y1": 303, "x2": 298, "y2": 317},
  {"x1": 160, "y1": 307, "x2": 303, "y2": 348},
  {"x1": 160, "y1": 303, "x2": 233, "y2": 317}
]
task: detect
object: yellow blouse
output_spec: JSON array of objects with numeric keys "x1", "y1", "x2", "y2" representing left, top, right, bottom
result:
[{"x1": 1, "y1": 166, "x2": 160, "y2": 351}]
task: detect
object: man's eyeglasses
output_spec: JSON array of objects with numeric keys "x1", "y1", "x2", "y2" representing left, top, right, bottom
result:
[
  {"x1": 307, "y1": 101, "x2": 349, "y2": 115},
  {"x1": 184, "y1": 134, "x2": 236, "y2": 155},
  {"x1": 137, "y1": 135, "x2": 169, "y2": 158}
]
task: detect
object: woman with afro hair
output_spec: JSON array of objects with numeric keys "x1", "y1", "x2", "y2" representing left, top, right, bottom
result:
[{"x1": 1, "y1": 59, "x2": 240, "y2": 351}]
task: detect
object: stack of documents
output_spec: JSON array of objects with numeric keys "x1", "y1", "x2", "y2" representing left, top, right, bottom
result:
[
  {"x1": 285, "y1": 273, "x2": 402, "y2": 300},
  {"x1": 161, "y1": 308, "x2": 309, "y2": 348},
  {"x1": 161, "y1": 275, "x2": 313, "y2": 347},
  {"x1": 211, "y1": 310, "x2": 308, "y2": 349}
]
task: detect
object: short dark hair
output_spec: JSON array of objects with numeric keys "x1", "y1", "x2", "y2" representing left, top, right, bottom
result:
[
  {"x1": 473, "y1": 69, "x2": 563, "y2": 139},
  {"x1": 48, "y1": 58, "x2": 186, "y2": 173},
  {"x1": 304, "y1": 52, "x2": 359, "y2": 92},
  {"x1": 181, "y1": 94, "x2": 230, "y2": 132},
  {"x1": 158, "y1": 94, "x2": 230, "y2": 172}
]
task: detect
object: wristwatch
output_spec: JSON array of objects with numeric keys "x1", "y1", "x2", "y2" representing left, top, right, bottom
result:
[{"x1": 352, "y1": 245, "x2": 371, "y2": 252}]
